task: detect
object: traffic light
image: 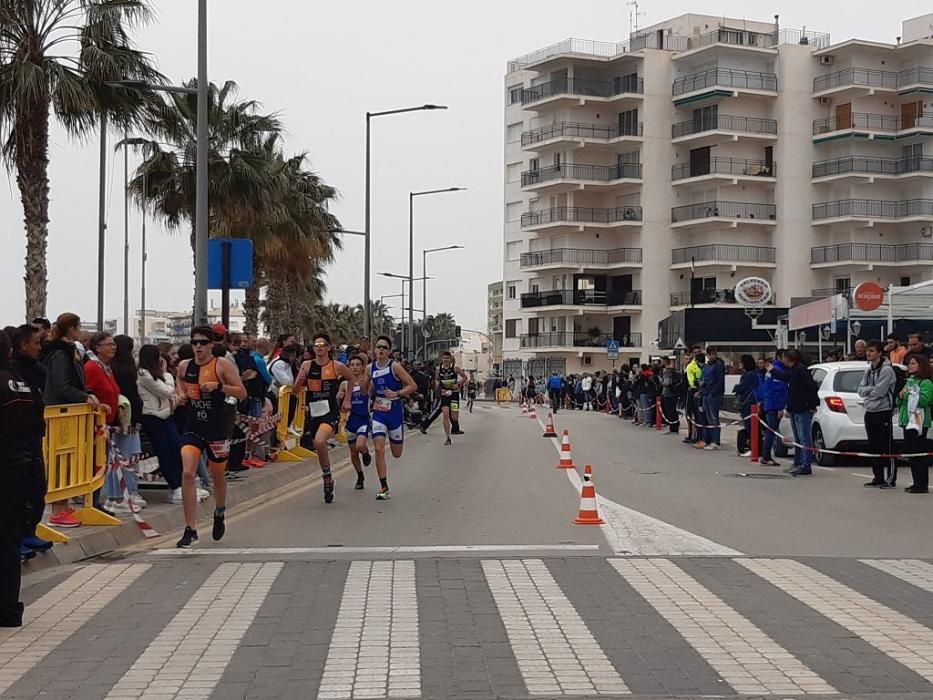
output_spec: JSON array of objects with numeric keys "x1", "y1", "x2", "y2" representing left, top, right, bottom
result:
[{"x1": 455, "y1": 325, "x2": 462, "y2": 338}]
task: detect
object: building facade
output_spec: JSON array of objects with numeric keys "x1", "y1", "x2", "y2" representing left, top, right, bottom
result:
[
  {"x1": 487, "y1": 281, "x2": 504, "y2": 368},
  {"x1": 501, "y1": 13, "x2": 933, "y2": 373}
]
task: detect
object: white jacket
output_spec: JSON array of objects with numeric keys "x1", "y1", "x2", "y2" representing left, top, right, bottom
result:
[{"x1": 138, "y1": 369, "x2": 175, "y2": 420}]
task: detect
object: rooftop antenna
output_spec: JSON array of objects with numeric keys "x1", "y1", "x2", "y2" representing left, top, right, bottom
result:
[{"x1": 627, "y1": 0, "x2": 645, "y2": 36}]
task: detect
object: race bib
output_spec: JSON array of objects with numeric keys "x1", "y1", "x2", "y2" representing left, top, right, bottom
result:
[
  {"x1": 373, "y1": 397, "x2": 393, "y2": 412},
  {"x1": 308, "y1": 399, "x2": 331, "y2": 418}
]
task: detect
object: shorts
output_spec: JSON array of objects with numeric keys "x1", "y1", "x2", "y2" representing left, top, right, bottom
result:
[
  {"x1": 302, "y1": 413, "x2": 339, "y2": 448},
  {"x1": 371, "y1": 408, "x2": 405, "y2": 445},
  {"x1": 346, "y1": 414, "x2": 370, "y2": 439},
  {"x1": 440, "y1": 391, "x2": 460, "y2": 412},
  {"x1": 182, "y1": 433, "x2": 231, "y2": 463}
]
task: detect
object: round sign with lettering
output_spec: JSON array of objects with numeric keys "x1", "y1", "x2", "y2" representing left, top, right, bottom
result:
[
  {"x1": 853, "y1": 282, "x2": 884, "y2": 311},
  {"x1": 734, "y1": 277, "x2": 773, "y2": 306}
]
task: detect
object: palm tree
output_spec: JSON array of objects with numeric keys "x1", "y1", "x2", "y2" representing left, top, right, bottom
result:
[{"x1": 0, "y1": 0, "x2": 163, "y2": 319}]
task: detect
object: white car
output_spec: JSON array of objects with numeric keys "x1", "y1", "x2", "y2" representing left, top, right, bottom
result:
[{"x1": 776, "y1": 361, "x2": 904, "y2": 465}]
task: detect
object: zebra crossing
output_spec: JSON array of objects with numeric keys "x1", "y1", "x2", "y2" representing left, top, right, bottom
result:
[{"x1": 5, "y1": 556, "x2": 933, "y2": 699}]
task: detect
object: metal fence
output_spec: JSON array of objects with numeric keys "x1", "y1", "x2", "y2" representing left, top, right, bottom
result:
[
  {"x1": 520, "y1": 248, "x2": 643, "y2": 268},
  {"x1": 671, "y1": 244, "x2": 776, "y2": 265},
  {"x1": 521, "y1": 76, "x2": 644, "y2": 105},
  {"x1": 812, "y1": 155, "x2": 933, "y2": 178},
  {"x1": 672, "y1": 114, "x2": 777, "y2": 138},
  {"x1": 522, "y1": 162, "x2": 643, "y2": 186},
  {"x1": 521, "y1": 206, "x2": 642, "y2": 227},
  {"x1": 672, "y1": 157, "x2": 774, "y2": 180},
  {"x1": 673, "y1": 68, "x2": 777, "y2": 96},
  {"x1": 813, "y1": 67, "x2": 897, "y2": 92},
  {"x1": 810, "y1": 243, "x2": 933, "y2": 264},
  {"x1": 671, "y1": 201, "x2": 776, "y2": 223},
  {"x1": 812, "y1": 199, "x2": 933, "y2": 220},
  {"x1": 522, "y1": 120, "x2": 643, "y2": 146}
]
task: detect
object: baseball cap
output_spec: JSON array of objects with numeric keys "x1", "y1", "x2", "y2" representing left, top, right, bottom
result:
[{"x1": 211, "y1": 322, "x2": 227, "y2": 339}]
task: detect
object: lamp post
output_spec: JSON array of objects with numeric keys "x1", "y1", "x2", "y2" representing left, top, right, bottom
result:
[
  {"x1": 365, "y1": 104, "x2": 448, "y2": 338},
  {"x1": 422, "y1": 245, "x2": 464, "y2": 359},
  {"x1": 379, "y1": 273, "x2": 432, "y2": 356},
  {"x1": 378, "y1": 293, "x2": 404, "y2": 337},
  {"x1": 408, "y1": 188, "x2": 466, "y2": 353}
]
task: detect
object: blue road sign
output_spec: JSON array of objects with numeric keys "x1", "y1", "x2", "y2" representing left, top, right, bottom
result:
[
  {"x1": 607, "y1": 339, "x2": 620, "y2": 360},
  {"x1": 207, "y1": 239, "x2": 254, "y2": 289}
]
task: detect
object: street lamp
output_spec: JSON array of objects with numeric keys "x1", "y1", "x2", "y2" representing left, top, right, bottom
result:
[
  {"x1": 379, "y1": 273, "x2": 432, "y2": 355},
  {"x1": 365, "y1": 104, "x2": 447, "y2": 338},
  {"x1": 422, "y1": 245, "x2": 464, "y2": 359},
  {"x1": 378, "y1": 293, "x2": 404, "y2": 336},
  {"x1": 409, "y1": 188, "x2": 466, "y2": 353}
]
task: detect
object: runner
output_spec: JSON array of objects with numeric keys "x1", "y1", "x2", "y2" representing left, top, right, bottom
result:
[
  {"x1": 368, "y1": 336, "x2": 417, "y2": 499},
  {"x1": 436, "y1": 350, "x2": 468, "y2": 445},
  {"x1": 336, "y1": 354, "x2": 372, "y2": 490},
  {"x1": 466, "y1": 372, "x2": 478, "y2": 413},
  {"x1": 293, "y1": 332, "x2": 363, "y2": 503},
  {"x1": 175, "y1": 326, "x2": 247, "y2": 548}
]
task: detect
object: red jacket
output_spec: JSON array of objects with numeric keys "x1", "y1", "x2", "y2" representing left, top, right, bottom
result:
[{"x1": 84, "y1": 359, "x2": 120, "y2": 425}]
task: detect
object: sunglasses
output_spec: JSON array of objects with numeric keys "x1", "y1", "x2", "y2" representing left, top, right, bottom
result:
[
  {"x1": 313, "y1": 341, "x2": 329, "y2": 348},
  {"x1": 191, "y1": 339, "x2": 212, "y2": 346},
  {"x1": 375, "y1": 344, "x2": 390, "y2": 350}
]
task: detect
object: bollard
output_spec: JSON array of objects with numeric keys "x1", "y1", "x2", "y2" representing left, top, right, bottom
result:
[
  {"x1": 655, "y1": 396, "x2": 662, "y2": 431},
  {"x1": 750, "y1": 404, "x2": 760, "y2": 462}
]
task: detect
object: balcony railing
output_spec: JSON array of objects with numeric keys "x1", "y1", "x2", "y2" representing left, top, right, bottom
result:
[
  {"x1": 521, "y1": 162, "x2": 643, "y2": 186},
  {"x1": 897, "y1": 67, "x2": 933, "y2": 88},
  {"x1": 522, "y1": 120, "x2": 643, "y2": 146},
  {"x1": 671, "y1": 200, "x2": 776, "y2": 223},
  {"x1": 812, "y1": 199, "x2": 933, "y2": 220},
  {"x1": 672, "y1": 157, "x2": 775, "y2": 180},
  {"x1": 671, "y1": 288, "x2": 775, "y2": 305},
  {"x1": 687, "y1": 28, "x2": 775, "y2": 50},
  {"x1": 812, "y1": 155, "x2": 933, "y2": 178},
  {"x1": 521, "y1": 206, "x2": 642, "y2": 227},
  {"x1": 520, "y1": 332, "x2": 643, "y2": 349},
  {"x1": 813, "y1": 67, "x2": 898, "y2": 93},
  {"x1": 672, "y1": 114, "x2": 777, "y2": 138},
  {"x1": 671, "y1": 244, "x2": 776, "y2": 265},
  {"x1": 673, "y1": 68, "x2": 778, "y2": 96},
  {"x1": 520, "y1": 289, "x2": 643, "y2": 308},
  {"x1": 520, "y1": 247, "x2": 643, "y2": 268},
  {"x1": 811, "y1": 288, "x2": 850, "y2": 298},
  {"x1": 812, "y1": 112, "x2": 933, "y2": 135},
  {"x1": 521, "y1": 76, "x2": 644, "y2": 105},
  {"x1": 810, "y1": 243, "x2": 933, "y2": 265}
]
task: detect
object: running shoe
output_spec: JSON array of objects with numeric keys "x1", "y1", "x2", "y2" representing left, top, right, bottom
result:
[
  {"x1": 355, "y1": 472, "x2": 365, "y2": 490},
  {"x1": 444, "y1": 437, "x2": 452, "y2": 446},
  {"x1": 376, "y1": 487, "x2": 391, "y2": 500},
  {"x1": 361, "y1": 451, "x2": 372, "y2": 467},
  {"x1": 48, "y1": 511, "x2": 81, "y2": 528},
  {"x1": 212, "y1": 512, "x2": 226, "y2": 541},
  {"x1": 21, "y1": 534, "x2": 53, "y2": 551},
  {"x1": 176, "y1": 527, "x2": 198, "y2": 548},
  {"x1": 323, "y1": 473, "x2": 335, "y2": 503}
]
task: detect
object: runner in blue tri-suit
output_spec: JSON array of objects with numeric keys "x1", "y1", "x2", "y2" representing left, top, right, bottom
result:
[
  {"x1": 368, "y1": 335, "x2": 417, "y2": 500},
  {"x1": 337, "y1": 354, "x2": 372, "y2": 490}
]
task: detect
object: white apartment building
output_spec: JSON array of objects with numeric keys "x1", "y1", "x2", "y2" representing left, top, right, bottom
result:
[
  {"x1": 487, "y1": 281, "x2": 504, "y2": 367},
  {"x1": 502, "y1": 12, "x2": 933, "y2": 374}
]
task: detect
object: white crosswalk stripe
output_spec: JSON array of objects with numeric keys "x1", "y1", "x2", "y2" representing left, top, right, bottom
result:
[
  {"x1": 861, "y1": 558, "x2": 933, "y2": 594},
  {"x1": 105, "y1": 562, "x2": 282, "y2": 700},
  {"x1": 483, "y1": 559, "x2": 629, "y2": 696},
  {"x1": 0, "y1": 563, "x2": 150, "y2": 696},
  {"x1": 740, "y1": 558, "x2": 933, "y2": 685},
  {"x1": 610, "y1": 558, "x2": 836, "y2": 696}
]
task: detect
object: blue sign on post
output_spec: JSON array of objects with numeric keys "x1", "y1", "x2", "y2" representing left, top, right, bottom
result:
[
  {"x1": 207, "y1": 239, "x2": 254, "y2": 290},
  {"x1": 607, "y1": 339, "x2": 620, "y2": 361}
]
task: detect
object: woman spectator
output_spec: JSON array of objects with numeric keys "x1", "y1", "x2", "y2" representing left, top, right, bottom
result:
[
  {"x1": 759, "y1": 351, "x2": 789, "y2": 467},
  {"x1": 43, "y1": 313, "x2": 98, "y2": 528},
  {"x1": 734, "y1": 355, "x2": 763, "y2": 458},
  {"x1": 138, "y1": 345, "x2": 186, "y2": 504},
  {"x1": 897, "y1": 354, "x2": 933, "y2": 494}
]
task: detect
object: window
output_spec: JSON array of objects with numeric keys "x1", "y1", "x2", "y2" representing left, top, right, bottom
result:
[
  {"x1": 505, "y1": 202, "x2": 523, "y2": 223},
  {"x1": 506, "y1": 162, "x2": 522, "y2": 182},
  {"x1": 833, "y1": 370, "x2": 864, "y2": 393},
  {"x1": 834, "y1": 277, "x2": 851, "y2": 293},
  {"x1": 618, "y1": 108, "x2": 639, "y2": 136},
  {"x1": 508, "y1": 84, "x2": 523, "y2": 104},
  {"x1": 506, "y1": 122, "x2": 523, "y2": 143},
  {"x1": 505, "y1": 241, "x2": 522, "y2": 260},
  {"x1": 505, "y1": 319, "x2": 518, "y2": 338},
  {"x1": 507, "y1": 284, "x2": 517, "y2": 300},
  {"x1": 900, "y1": 276, "x2": 911, "y2": 287},
  {"x1": 809, "y1": 368, "x2": 828, "y2": 388}
]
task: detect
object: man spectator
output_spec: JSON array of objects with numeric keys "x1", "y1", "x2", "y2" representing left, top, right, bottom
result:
[
  {"x1": 230, "y1": 333, "x2": 273, "y2": 468},
  {"x1": 660, "y1": 358, "x2": 681, "y2": 434},
  {"x1": 781, "y1": 349, "x2": 820, "y2": 476},
  {"x1": 858, "y1": 339, "x2": 898, "y2": 488},
  {"x1": 695, "y1": 347, "x2": 725, "y2": 449},
  {"x1": 906, "y1": 333, "x2": 932, "y2": 360},
  {"x1": 758, "y1": 350, "x2": 789, "y2": 467},
  {"x1": 684, "y1": 347, "x2": 704, "y2": 443},
  {"x1": 580, "y1": 373, "x2": 593, "y2": 411},
  {"x1": 848, "y1": 339, "x2": 867, "y2": 361},
  {"x1": 886, "y1": 334, "x2": 908, "y2": 365}
]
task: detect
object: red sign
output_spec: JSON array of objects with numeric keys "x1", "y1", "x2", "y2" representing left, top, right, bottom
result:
[{"x1": 853, "y1": 282, "x2": 885, "y2": 312}]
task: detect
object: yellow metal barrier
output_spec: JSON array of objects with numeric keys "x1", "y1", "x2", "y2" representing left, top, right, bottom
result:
[
  {"x1": 37, "y1": 403, "x2": 121, "y2": 543},
  {"x1": 275, "y1": 386, "x2": 315, "y2": 462}
]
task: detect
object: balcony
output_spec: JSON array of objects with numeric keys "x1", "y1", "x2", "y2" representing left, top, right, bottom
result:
[
  {"x1": 813, "y1": 67, "x2": 897, "y2": 96},
  {"x1": 521, "y1": 162, "x2": 642, "y2": 194},
  {"x1": 677, "y1": 27, "x2": 830, "y2": 55},
  {"x1": 671, "y1": 244, "x2": 776, "y2": 268},
  {"x1": 812, "y1": 112, "x2": 933, "y2": 143},
  {"x1": 672, "y1": 114, "x2": 777, "y2": 143},
  {"x1": 520, "y1": 289, "x2": 642, "y2": 309},
  {"x1": 672, "y1": 68, "x2": 778, "y2": 105},
  {"x1": 672, "y1": 156, "x2": 775, "y2": 184},
  {"x1": 521, "y1": 76, "x2": 643, "y2": 108},
  {"x1": 521, "y1": 206, "x2": 642, "y2": 231},
  {"x1": 520, "y1": 247, "x2": 642, "y2": 270},
  {"x1": 520, "y1": 332, "x2": 643, "y2": 350},
  {"x1": 522, "y1": 121, "x2": 643, "y2": 150},
  {"x1": 812, "y1": 155, "x2": 933, "y2": 181},
  {"x1": 671, "y1": 200, "x2": 776, "y2": 228},
  {"x1": 812, "y1": 199, "x2": 933, "y2": 224},
  {"x1": 897, "y1": 67, "x2": 933, "y2": 94},
  {"x1": 810, "y1": 243, "x2": 933, "y2": 267},
  {"x1": 507, "y1": 35, "x2": 688, "y2": 73},
  {"x1": 671, "y1": 288, "x2": 775, "y2": 306}
]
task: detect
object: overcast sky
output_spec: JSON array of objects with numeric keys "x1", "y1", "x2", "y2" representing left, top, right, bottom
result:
[{"x1": 2, "y1": 0, "x2": 930, "y2": 332}]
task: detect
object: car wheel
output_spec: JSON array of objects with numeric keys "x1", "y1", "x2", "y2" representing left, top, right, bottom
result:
[{"x1": 813, "y1": 424, "x2": 834, "y2": 466}]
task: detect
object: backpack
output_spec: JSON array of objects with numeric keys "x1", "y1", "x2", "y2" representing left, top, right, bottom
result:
[{"x1": 890, "y1": 364, "x2": 908, "y2": 408}]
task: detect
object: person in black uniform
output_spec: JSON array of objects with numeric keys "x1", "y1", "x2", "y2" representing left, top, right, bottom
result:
[
  {"x1": 436, "y1": 351, "x2": 468, "y2": 445},
  {"x1": 0, "y1": 330, "x2": 39, "y2": 627}
]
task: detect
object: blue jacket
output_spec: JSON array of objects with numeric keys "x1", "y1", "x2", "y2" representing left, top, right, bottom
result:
[
  {"x1": 548, "y1": 375, "x2": 562, "y2": 391},
  {"x1": 759, "y1": 360, "x2": 789, "y2": 412},
  {"x1": 734, "y1": 370, "x2": 762, "y2": 413},
  {"x1": 699, "y1": 359, "x2": 725, "y2": 397}
]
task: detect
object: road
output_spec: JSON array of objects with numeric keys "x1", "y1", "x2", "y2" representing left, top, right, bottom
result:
[{"x1": 7, "y1": 401, "x2": 933, "y2": 699}]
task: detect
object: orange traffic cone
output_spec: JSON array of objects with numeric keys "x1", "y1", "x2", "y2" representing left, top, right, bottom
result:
[
  {"x1": 542, "y1": 411, "x2": 558, "y2": 438},
  {"x1": 528, "y1": 402, "x2": 537, "y2": 419},
  {"x1": 521, "y1": 402, "x2": 528, "y2": 415},
  {"x1": 556, "y1": 430, "x2": 576, "y2": 469},
  {"x1": 573, "y1": 465, "x2": 604, "y2": 525}
]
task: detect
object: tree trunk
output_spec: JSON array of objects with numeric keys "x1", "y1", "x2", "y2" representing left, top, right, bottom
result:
[
  {"x1": 244, "y1": 283, "x2": 261, "y2": 335},
  {"x1": 263, "y1": 273, "x2": 288, "y2": 338},
  {"x1": 15, "y1": 98, "x2": 52, "y2": 321}
]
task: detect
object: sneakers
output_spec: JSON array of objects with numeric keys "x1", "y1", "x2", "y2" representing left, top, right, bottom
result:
[
  {"x1": 419, "y1": 426, "x2": 428, "y2": 435},
  {"x1": 128, "y1": 493, "x2": 146, "y2": 508},
  {"x1": 323, "y1": 473, "x2": 335, "y2": 504},
  {"x1": 21, "y1": 534, "x2": 53, "y2": 551},
  {"x1": 739, "y1": 450, "x2": 752, "y2": 458},
  {"x1": 355, "y1": 472, "x2": 365, "y2": 490},
  {"x1": 376, "y1": 487, "x2": 391, "y2": 500},
  {"x1": 905, "y1": 485, "x2": 929, "y2": 494},
  {"x1": 361, "y1": 451, "x2": 372, "y2": 467},
  {"x1": 863, "y1": 480, "x2": 884, "y2": 487},
  {"x1": 693, "y1": 441, "x2": 707, "y2": 449},
  {"x1": 176, "y1": 526, "x2": 198, "y2": 548},
  {"x1": 48, "y1": 511, "x2": 81, "y2": 528},
  {"x1": 212, "y1": 512, "x2": 226, "y2": 541},
  {"x1": 682, "y1": 437, "x2": 696, "y2": 444},
  {"x1": 170, "y1": 487, "x2": 210, "y2": 504},
  {"x1": 879, "y1": 482, "x2": 897, "y2": 490},
  {"x1": 790, "y1": 468, "x2": 813, "y2": 477},
  {"x1": 287, "y1": 426, "x2": 301, "y2": 437},
  {"x1": 20, "y1": 545, "x2": 36, "y2": 562},
  {"x1": 243, "y1": 458, "x2": 266, "y2": 468},
  {"x1": 704, "y1": 443, "x2": 721, "y2": 451},
  {"x1": 105, "y1": 499, "x2": 141, "y2": 515}
]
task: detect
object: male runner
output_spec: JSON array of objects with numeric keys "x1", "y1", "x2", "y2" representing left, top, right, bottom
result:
[
  {"x1": 293, "y1": 332, "x2": 363, "y2": 503},
  {"x1": 369, "y1": 336, "x2": 417, "y2": 499},
  {"x1": 175, "y1": 326, "x2": 247, "y2": 548},
  {"x1": 436, "y1": 351, "x2": 468, "y2": 445},
  {"x1": 336, "y1": 354, "x2": 372, "y2": 490},
  {"x1": 466, "y1": 372, "x2": 478, "y2": 413}
]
